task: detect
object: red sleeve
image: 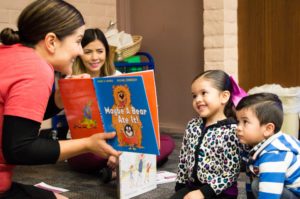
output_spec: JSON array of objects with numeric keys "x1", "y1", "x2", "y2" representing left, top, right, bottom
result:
[{"x1": 4, "y1": 58, "x2": 54, "y2": 123}]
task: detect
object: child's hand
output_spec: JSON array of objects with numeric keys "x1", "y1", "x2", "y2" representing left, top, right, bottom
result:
[
  {"x1": 107, "y1": 155, "x2": 118, "y2": 170},
  {"x1": 184, "y1": 190, "x2": 204, "y2": 199}
]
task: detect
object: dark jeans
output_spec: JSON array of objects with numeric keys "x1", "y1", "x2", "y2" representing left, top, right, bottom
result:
[
  {"x1": 251, "y1": 178, "x2": 299, "y2": 199},
  {"x1": 169, "y1": 187, "x2": 237, "y2": 199}
]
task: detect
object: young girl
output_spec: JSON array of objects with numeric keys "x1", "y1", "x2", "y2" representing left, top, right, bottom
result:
[{"x1": 170, "y1": 70, "x2": 244, "y2": 199}]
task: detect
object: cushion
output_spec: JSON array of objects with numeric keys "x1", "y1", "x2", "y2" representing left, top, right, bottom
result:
[{"x1": 157, "y1": 134, "x2": 175, "y2": 166}]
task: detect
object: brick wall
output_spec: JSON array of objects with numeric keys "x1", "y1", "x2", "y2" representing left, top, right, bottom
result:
[
  {"x1": 0, "y1": 0, "x2": 117, "y2": 32},
  {"x1": 203, "y1": 0, "x2": 238, "y2": 79}
]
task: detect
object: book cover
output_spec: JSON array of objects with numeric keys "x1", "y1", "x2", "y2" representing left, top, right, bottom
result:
[
  {"x1": 93, "y1": 75, "x2": 159, "y2": 155},
  {"x1": 120, "y1": 70, "x2": 160, "y2": 149},
  {"x1": 58, "y1": 78, "x2": 104, "y2": 139},
  {"x1": 59, "y1": 70, "x2": 159, "y2": 155},
  {"x1": 118, "y1": 152, "x2": 157, "y2": 199}
]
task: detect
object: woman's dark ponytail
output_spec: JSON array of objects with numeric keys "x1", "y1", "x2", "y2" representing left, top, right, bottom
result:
[{"x1": 0, "y1": 28, "x2": 20, "y2": 45}]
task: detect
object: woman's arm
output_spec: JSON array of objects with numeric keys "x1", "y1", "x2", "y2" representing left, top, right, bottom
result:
[
  {"x1": 3, "y1": 115, "x2": 60, "y2": 164},
  {"x1": 57, "y1": 133, "x2": 120, "y2": 161},
  {"x1": 2, "y1": 115, "x2": 120, "y2": 165}
]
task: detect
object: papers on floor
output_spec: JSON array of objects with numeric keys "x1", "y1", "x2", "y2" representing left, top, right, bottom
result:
[
  {"x1": 34, "y1": 182, "x2": 69, "y2": 193},
  {"x1": 156, "y1": 171, "x2": 177, "y2": 184}
]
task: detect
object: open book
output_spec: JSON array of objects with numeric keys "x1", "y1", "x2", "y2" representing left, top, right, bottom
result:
[{"x1": 59, "y1": 70, "x2": 159, "y2": 155}]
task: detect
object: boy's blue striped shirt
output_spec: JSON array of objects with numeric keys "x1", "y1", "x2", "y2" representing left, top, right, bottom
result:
[{"x1": 246, "y1": 132, "x2": 300, "y2": 199}]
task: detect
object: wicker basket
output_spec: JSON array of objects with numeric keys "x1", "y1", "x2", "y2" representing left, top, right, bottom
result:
[{"x1": 114, "y1": 35, "x2": 143, "y2": 61}]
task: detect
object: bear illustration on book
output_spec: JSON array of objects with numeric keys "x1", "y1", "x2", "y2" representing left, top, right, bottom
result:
[{"x1": 111, "y1": 84, "x2": 143, "y2": 150}]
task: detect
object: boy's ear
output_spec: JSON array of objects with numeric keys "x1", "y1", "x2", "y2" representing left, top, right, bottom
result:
[
  {"x1": 221, "y1": 90, "x2": 230, "y2": 105},
  {"x1": 263, "y1": 123, "x2": 275, "y2": 137},
  {"x1": 44, "y1": 32, "x2": 57, "y2": 54}
]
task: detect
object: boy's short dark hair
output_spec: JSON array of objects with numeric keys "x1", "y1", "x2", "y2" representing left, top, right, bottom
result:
[{"x1": 236, "y1": 92, "x2": 283, "y2": 133}]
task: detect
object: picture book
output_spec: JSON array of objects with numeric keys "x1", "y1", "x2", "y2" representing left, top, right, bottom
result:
[
  {"x1": 118, "y1": 151, "x2": 157, "y2": 199},
  {"x1": 59, "y1": 70, "x2": 159, "y2": 155},
  {"x1": 93, "y1": 75, "x2": 159, "y2": 154}
]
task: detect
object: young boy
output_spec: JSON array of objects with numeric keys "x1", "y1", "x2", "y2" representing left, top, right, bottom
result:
[{"x1": 236, "y1": 92, "x2": 300, "y2": 199}]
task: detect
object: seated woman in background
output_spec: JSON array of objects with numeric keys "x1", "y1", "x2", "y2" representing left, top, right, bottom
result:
[
  {"x1": 68, "y1": 28, "x2": 175, "y2": 183},
  {"x1": 68, "y1": 28, "x2": 121, "y2": 181}
]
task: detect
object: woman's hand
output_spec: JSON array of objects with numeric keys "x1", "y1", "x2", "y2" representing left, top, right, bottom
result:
[{"x1": 86, "y1": 132, "x2": 121, "y2": 158}]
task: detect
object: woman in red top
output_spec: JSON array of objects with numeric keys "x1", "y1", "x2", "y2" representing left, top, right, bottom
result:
[{"x1": 0, "y1": 0, "x2": 119, "y2": 198}]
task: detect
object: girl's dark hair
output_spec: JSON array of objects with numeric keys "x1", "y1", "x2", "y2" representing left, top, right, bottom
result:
[
  {"x1": 192, "y1": 70, "x2": 235, "y2": 118},
  {"x1": 0, "y1": 0, "x2": 84, "y2": 46},
  {"x1": 73, "y1": 28, "x2": 116, "y2": 76},
  {"x1": 236, "y1": 92, "x2": 283, "y2": 133}
]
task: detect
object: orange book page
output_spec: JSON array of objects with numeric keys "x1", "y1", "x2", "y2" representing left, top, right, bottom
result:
[
  {"x1": 59, "y1": 78, "x2": 104, "y2": 139},
  {"x1": 120, "y1": 70, "x2": 160, "y2": 148}
]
